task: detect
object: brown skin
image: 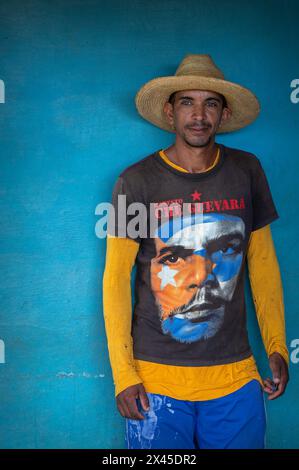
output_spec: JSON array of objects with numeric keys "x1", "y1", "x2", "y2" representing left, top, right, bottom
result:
[
  {"x1": 263, "y1": 352, "x2": 289, "y2": 400},
  {"x1": 163, "y1": 89, "x2": 231, "y2": 173},
  {"x1": 116, "y1": 383, "x2": 149, "y2": 420},
  {"x1": 116, "y1": 90, "x2": 289, "y2": 419}
]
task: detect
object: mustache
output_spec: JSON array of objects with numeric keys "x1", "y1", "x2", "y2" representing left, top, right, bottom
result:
[
  {"x1": 186, "y1": 120, "x2": 211, "y2": 129},
  {"x1": 169, "y1": 293, "x2": 223, "y2": 317}
]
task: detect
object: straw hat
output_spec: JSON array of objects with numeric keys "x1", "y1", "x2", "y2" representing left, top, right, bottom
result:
[{"x1": 135, "y1": 54, "x2": 260, "y2": 133}]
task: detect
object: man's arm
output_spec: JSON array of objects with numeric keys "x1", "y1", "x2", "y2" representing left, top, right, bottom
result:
[
  {"x1": 102, "y1": 235, "x2": 149, "y2": 419},
  {"x1": 247, "y1": 224, "x2": 289, "y2": 400}
]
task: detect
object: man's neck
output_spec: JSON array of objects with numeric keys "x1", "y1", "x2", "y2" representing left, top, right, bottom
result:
[{"x1": 164, "y1": 138, "x2": 219, "y2": 173}]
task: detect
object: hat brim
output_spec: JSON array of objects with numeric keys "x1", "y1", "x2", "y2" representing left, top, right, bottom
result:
[{"x1": 135, "y1": 76, "x2": 260, "y2": 133}]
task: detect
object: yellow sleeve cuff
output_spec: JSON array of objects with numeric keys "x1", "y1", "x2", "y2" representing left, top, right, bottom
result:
[{"x1": 267, "y1": 344, "x2": 290, "y2": 366}]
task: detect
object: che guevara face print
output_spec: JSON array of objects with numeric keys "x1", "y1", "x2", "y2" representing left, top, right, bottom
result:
[{"x1": 150, "y1": 213, "x2": 245, "y2": 343}]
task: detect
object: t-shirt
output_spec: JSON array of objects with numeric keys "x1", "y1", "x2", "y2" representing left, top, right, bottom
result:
[{"x1": 108, "y1": 143, "x2": 279, "y2": 367}]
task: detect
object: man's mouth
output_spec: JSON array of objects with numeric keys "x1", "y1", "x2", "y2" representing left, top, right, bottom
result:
[
  {"x1": 174, "y1": 311, "x2": 215, "y2": 323},
  {"x1": 170, "y1": 301, "x2": 222, "y2": 323},
  {"x1": 181, "y1": 302, "x2": 214, "y2": 312},
  {"x1": 187, "y1": 125, "x2": 210, "y2": 133}
]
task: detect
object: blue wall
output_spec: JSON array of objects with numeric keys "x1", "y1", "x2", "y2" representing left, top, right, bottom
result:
[{"x1": 0, "y1": 0, "x2": 298, "y2": 449}]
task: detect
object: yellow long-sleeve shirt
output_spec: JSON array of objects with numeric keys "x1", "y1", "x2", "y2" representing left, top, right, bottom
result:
[{"x1": 102, "y1": 150, "x2": 288, "y2": 400}]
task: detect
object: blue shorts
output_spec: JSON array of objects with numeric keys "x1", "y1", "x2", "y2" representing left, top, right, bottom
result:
[{"x1": 125, "y1": 379, "x2": 266, "y2": 449}]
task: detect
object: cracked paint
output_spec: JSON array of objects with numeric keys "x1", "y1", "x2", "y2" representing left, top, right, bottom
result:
[{"x1": 56, "y1": 371, "x2": 105, "y2": 379}]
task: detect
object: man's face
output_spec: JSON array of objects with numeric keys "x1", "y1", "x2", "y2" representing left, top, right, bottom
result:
[
  {"x1": 150, "y1": 214, "x2": 245, "y2": 343},
  {"x1": 164, "y1": 89, "x2": 231, "y2": 147}
]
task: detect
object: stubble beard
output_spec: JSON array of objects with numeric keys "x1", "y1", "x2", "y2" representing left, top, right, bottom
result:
[
  {"x1": 183, "y1": 133, "x2": 213, "y2": 148},
  {"x1": 179, "y1": 114, "x2": 222, "y2": 148}
]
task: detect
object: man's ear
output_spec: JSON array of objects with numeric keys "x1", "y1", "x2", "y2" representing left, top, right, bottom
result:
[
  {"x1": 163, "y1": 101, "x2": 175, "y2": 128},
  {"x1": 219, "y1": 106, "x2": 232, "y2": 127}
]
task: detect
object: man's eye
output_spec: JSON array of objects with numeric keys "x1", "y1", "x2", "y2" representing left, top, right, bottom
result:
[
  {"x1": 220, "y1": 247, "x2": 235, "y2": 255},
  {"x1": 208, "y1": 239, "x2": 242, "y2": 259},
  {"x1": 207, "y1": 101, "x2": 218, "y2": 107},
  {"x1": 181, "y1": 100, "x2": 192, "y2": 105},
  {"x1": 161, "y1": 254, "x2": 180, "y2": 263},
  {"x1": 219, "y1": 244, "x2": 243, "y2": 255}
]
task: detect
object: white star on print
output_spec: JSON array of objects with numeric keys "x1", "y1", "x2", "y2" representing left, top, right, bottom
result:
[{"x1": 158, "y1": 265, "x2": 179, "y2": 289}]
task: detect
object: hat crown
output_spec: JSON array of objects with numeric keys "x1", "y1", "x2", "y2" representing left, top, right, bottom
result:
[{"x1": 175, "y1": 54, "x2": 225, "y2": 80}]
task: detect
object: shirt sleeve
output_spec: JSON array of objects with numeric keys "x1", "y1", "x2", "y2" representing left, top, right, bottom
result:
[
  {"x1": 107, "y1": 176, "x2": 144, "y2": 243},
  {"x1": 247, "y1": 224, "x2": 289, "y2": 365},
  {"x1": 102, "y1": 234, "x2": 143, "y2": 397},
  {"x1": 251, "y1": 158, "x2": 279, "y2": 231}
]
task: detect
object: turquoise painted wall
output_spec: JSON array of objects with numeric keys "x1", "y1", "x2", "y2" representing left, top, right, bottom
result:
[{"x1": 0, "y1": 0, "x2": 298, "y2": 449}]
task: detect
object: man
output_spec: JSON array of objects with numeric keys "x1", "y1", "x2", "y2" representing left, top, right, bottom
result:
[{"x1": 103, "y1": 54, "x2": 289, "y2": 449}]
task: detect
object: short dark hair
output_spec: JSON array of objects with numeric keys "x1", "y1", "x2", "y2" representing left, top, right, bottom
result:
[
  {"x1": 168, "y1": 91, "x2": 176, "y2": 106},
  {"x1": 168, "y1": 91, "x2": 228, "y2": 109}
]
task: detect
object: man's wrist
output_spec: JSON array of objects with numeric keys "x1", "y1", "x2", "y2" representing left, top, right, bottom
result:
[{"x1": 268, "y1": 350, "x2": 289, "y2": 367}]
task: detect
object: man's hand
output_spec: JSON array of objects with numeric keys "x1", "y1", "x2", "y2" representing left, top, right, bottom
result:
[
  {"x1": 116, "y1": 383, "x2": 150, "y2": 420},
  {"x1": 263, "y1": 352, "x2": 289, "y2": 400}
]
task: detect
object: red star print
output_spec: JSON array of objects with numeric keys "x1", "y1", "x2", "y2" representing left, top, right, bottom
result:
[{"x1": 191, "y1": 190, "x2": 202, "y2": 201}]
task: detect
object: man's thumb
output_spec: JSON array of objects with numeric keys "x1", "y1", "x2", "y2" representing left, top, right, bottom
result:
[
  {"x1": 271, "y1": 360, "x2": 281, "y2": 383},
  {"x1": 138, "y1": 388, "x2": 150, "y2": 411}
]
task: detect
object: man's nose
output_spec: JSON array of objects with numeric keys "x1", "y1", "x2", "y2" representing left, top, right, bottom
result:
[
  {"x1": 187, "y1": 255, "x2": 216, "y2": 289},
  {"x1": 191, "y1": 104, "x2": 206, "y2": 120}
]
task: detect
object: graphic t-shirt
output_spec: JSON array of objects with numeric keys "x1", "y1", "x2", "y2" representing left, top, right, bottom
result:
[{"x1": 109, "y1": 144, "x2": 279, "y2": 366}]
